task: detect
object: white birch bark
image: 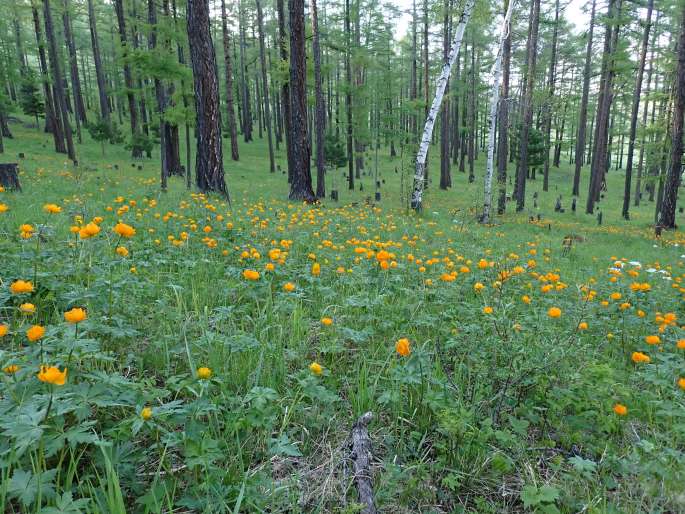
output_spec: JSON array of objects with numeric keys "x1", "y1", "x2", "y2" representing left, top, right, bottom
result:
[
  {"x1": 411, "y1": 0, "x2": 476, "y2": 210},
  {"x1": 481, "y1": 0, "x2": 516, "y2": 223}
]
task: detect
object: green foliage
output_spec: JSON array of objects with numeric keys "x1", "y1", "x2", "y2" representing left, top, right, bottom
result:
[
  {"x1": 324, "y1": 134, "x2": 348, "y2": 169},
  {"x1": 19, "y1": 70, "x2": 44, "y2": 125}
]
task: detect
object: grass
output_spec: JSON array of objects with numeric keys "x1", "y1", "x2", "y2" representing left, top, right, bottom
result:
[{"x1": 0, "y1": 116, "x2": 685, "y2": 513}]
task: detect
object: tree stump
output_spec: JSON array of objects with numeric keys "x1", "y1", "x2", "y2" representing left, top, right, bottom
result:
[
  {"x1": 0, "y1": 163, "x2": 21, "y2": 191},
  {"x1": 350, "y1": 412, "x2": 376, "y2": 514}
]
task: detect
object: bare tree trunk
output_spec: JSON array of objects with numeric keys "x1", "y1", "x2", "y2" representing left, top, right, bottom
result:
[
  {"x1": 255, "y1": 0, "x2": 275, "y2": 173},
  {"x1": 345, "y1": 0, "x2": 354, "y2": 191},
  {"x1": 658, "y1": 4, "x2": 685, "y2": 229},
  {"x1": 187, "y1": 0, "x2": 228, "y2": 196},
  {"x1": 496, "y1": 0, "x2": 512, "y2": 215},
  {"x1": 238, "y1": 1, "x2": 252, "y2": 143},
  {"x1": 277, "y1": 0, "x2": 293, "y2": 181},
  {"x1": 482, "y1": 0, "x2": 515, "y2": 223},
  {"x1": 288, "y1": 0, "x2": 315, "y2": 201},
  {"x1": 514, "y1": 0, "x2": 540, "y2": 212},
  {"x1": 148, "y1": 0, "x2": 168, "y2": 191},
  {"x1": 412, "y1": 0, "x2": 475, "y2": 210},
  {"x1": 114, "y1": 0, "x2": 141, "y2": 157},
  {"x1": 572, "y1": 0, "x2": 596, "y2": 197},
  {"x1": 43, "y1": 0, "x2": 76, "y2": 162},
  {"x1": 622, "y1": 0, "x2": 653, "y2": 219},
  {"x1": 439, "y1": 0, "x2": 452, "y2": 190},
  {"x1": 62, "y1": 0, "x2": 87, "y2": 123},
  {"x1": 87, "y1": 0, "x2": 109, "y2": 122},
  {"x1": 312, "y1": 0, "x2": 326, "y2": 198},
  {"x1": 219, "y1": 0, "x2": 239, "y2": 162},
  {"x1": 541, "y1": 0, "x2": 559, "y2": 193}
]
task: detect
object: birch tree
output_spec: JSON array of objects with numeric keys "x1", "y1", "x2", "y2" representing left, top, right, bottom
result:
[
  {"x1": 481, "y1": 0, "x2": 515, "y2": 224},
  {"x1": 412, "y1": 0, "x2": 476, "y2": 211}
]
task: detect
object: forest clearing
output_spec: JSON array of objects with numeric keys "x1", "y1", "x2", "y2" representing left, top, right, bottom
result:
[{"x1": 1, "y1": 0, "x2": 685, "y2": 512}]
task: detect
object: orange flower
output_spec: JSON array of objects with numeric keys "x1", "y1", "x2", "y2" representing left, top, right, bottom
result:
[
  {"x1": 521, "y1": 295, "x2": 531, "y2": 304},
  {"x1": 578, "y1": 321, "x2": 588, "y2": 330},
  {"x1": 678, "y1": 378, "x2": 685, "y2": 391},
  {"x1": 9, "y1": 280, "x2": 34, "y2": 294},
  {"x1": 283, "y1": 282, "x2": 296, "y2": 292},
  {"x1": 395, "y1": 338, "x2": 411, "y2": 357},
  {"x1": 43, "y1": 203, "x2": 62, "y2": 214},
  {"x1": 37, "y1": 365, "x2": 67, "y2": 386},
  {"x1": 547, "y1": 307, "x2": 561, "y2": 318},
  {"x1": 3, "y1": 364, "x2": 19, "y2": 374},
  {"x1": 64, "y1": 307, "x2": 87, "y2": 324},
  {"x1": 645, "y1": 335, "x2": 661, "y2": 345},
  {"x1": 79, "y1": 222, "x2": 101, "y2": 239},
  {"x1": 613, "y1": 403, "x2": 627, "y2": 416},
  {"x1": 482, "y1": 306, "x2": 493, "y2": 315},
  {"x1": 26, "y1": 325, "x2": 45, "y2": 341},
  {"x1": 311, "y1": 262, "x2": 321, "y2": 276},
  {"x1": 114, "y1": 222, "x2": 136, "y2": 238},
  {"x1": 243, "y1": 269, "x2": 260, "y2": 281},
  {"x1": 116, "y1": 246, "x2": 129, "y2": 257},
  {"x1": 321, "y1": 317, "x2": 333, "y2": 326},
  {"x1": 631, "y1": 351, "x2": 650, "y2": 364},
  {"x1": 0, "y1": 324, "x2": 8, "y2": 337},
  {"x1": 677, "y1": 339, "x2": 685, "y2": 350}
]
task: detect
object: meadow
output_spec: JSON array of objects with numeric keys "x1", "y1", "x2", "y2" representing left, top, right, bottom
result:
[{"x1": 1, "y1": 119, "x2": 685, "y2": 513}]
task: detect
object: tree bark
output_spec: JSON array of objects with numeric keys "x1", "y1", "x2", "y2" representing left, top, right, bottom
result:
[
  {"x1": 622, "y1": 0, "x2": 653, "y2": 219},
  {"x1": 87, "y1": 0, "x2": 110, "y2": 122},
  {"x1": 256, "y1": 0, "x2": 275, "y2": 173},
  {"x1": 42, "y1": 0, "x2": 76, "y2": 162},
  {"x1": 658, "y1": 4, "x2": 685, "y2": 229},
  {"x1": 220, "y1": 0, "x2": 239, "y2": 161},
  {"x1": 187, "y1": 0, "x2": 228, "y2": 196},
  {"x1": 496, "y1": 0, "x2": 512, "y2": 215},
  {"x1": 114, "y1": 0, "x2": 141, "y2": 157},
  {"x1": 288, "y1": 0, "x2": 315, "y2": 201},
  {"x1": 62, "y1": 0, "x2": 87, "y2": 124},
  {"x1": 514, "y1": 0, "x2": 540, "y2": 211},
  {"x1": 148, "y1": 0, "x2": 168, "y2": 191},
  {"x1": 277, "y1": 0, "x2": 293, "y2": 182},
  {"x1": 312, "y1": 0, "x2": 326, "y2": 198},
  {"x1": 572, "y1": 0, "x2": 596, "y2": 197},
  {"x1": 345, "y1": 0, "x2": 354, "y2": 190},
  {"x1": 541, "y1": 0, "x2": 559, "y2": 193},
  {"x1": 482, "y1": 0, "x2": 515, "y2": 223},
  {"x1": 412, "y1": 0, "x2": 475, "y2": 210}
]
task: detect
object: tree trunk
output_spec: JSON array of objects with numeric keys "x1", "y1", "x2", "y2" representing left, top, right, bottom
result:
[
  {"x1": 572, "y1": 0, "x2": 596, "y2": 196},
  {"x1": 439, "y1": 0, "x2": 452, "y2": 190},
  {"x1": 345, "y1": 0, "x2": 354, "y2": 191},
  {"x1": 30, "y1": 0, "x2": 62, "y2": 148},
  {"x1": 87, "y1": 0, "x2": 110, "y2": 121},
  {"x1": 220, "y1": 0, "x2": 239, "y2": 161},
  {"x1": 542, "y1": 0, "x2": 559, "y2": 192},
  {"x1": 148, "y1": 0, "x2": 168, "y2": 191},
  {"x1": 412, "y1": 0, "x2": 475, "y2": 210},
  {"x1": 288, "y1": 0, "x2": 315, "y2": 201},
  {"x1": 277, "y1": 0, "x2": 293, "y2": 182},
  {"x1": 658, "y1": 4, "x2": 685, "y2": 230},
  {"x1": 114, "y1": 0, "x2": 141, "y2": 158},
  {"x1": 312, "y1": 0, "x2": 326, "y2": 198},
  {"x1": 187, "y1": 0, "x2": 228, "y2": 196},
  {"x1": 255, "y1": 0, "x2": 275, "y2": 173},
  {"x1": 43, "y1": 0, "x2": 76, "y2": 162},
  {"x1": 514, "y1": 0, "x2": 540, "y2": 212},
  {"x1": 238, "y1": 1, "x2": 252, "y2": 142},
  {"x1": 622, "y1": 0, "x2": 653, "y2": 219},
  {"x1": 62, "y1": 0, "x2": 87, "y2": 124},
  {"x1": 496, "y1": 0, "x2": 512, "y2": 215},
  {"x1": 482, "y1": 0, "x2": 515, "y2": 223}
]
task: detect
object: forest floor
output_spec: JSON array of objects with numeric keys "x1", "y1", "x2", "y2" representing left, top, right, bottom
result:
[{"x1": 1, "y1": 118, "x2": 685, "y2": 513}]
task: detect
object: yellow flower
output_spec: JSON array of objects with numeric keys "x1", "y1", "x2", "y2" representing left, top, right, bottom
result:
[
  {"x1": 321, "y1": 317, "x2": 333, "y2": 326},
  {"x1": 114, "y1": 222, "x2": 136, "y2": 238},
  {"x1": 79, "y1": 222, "x2": 101, "y2": 239},
  {"x1": 0, "y1": 324, "x2": 8, "y2": 337},
  {"x1": 37, "y1": 365, "x2": 67, "y2": 386},
  {"x1": 10, "y1": 280, "x2": 34, "y2": 294},
  {"x1": 547, "y1": 307, "x2": 562, "y2": 318},
  {"x1": 578, "y1": 321, "x2": 588, "y2": 330},
  {"x1": 311, "y1": 262, "x2": 321, "y2": 276},
  {"x1": 645, "y1": 335, "x2": 661, "y2": 345},
  {"x1": 19, "y1": 303, "x2": 36, "y2": 314},
  {"x1": 677, "y1": 339, "x2": 685, "y2": 350},
  {"x1": 116, "y1": 246, "x2": 129, "y2": 257},
  {"x1": 474, "y1": 282, "x2": 485, "y2": 292},
  {"x1": 64, "y1": 307, "x2": 87, "y2": 324},
  {"x1": 197, "y1": 367, "x2": 212, "y2": 380},
  {"x1": 0, "y1": 203, "x2": 8, "y2": 213},
  {"x1": 243, "y1": 269, "x2": 260, "y2": 281},
  {"x1": 631, "y1": 351, "x2": 650, "y2": 364},
  {"x1": 140, "y1": 406, "x2": 153, "y2": 420},
  {"x1": 265, "y1": 262, "x2": 275, "y2": 271},
  {"x1": 26, "y1": 325, "x2": 45, "y2": 341},
  {"x1": 43, "y1": 203, "x2": 62, "y2": 214},
  {"x1": 482, "y1": 306, "x2": 493, "y2": 315},
  {"x1": 283, "y1": 282, "x2": 296, "y2": 292},
  {"x1": 309, "y1": 362, "x2": 323, "y2": 375},
  {"x1": 521, "y1": 295, "x2": 531, "y2": 304},
  {"x1": 478, "y1": 259, "x2": 488, "y2": 269},
  {"x1": 3, "y1": 364, "x2": 19, "y2": 374},
  {"x1": 678, "y1": 378, "x2": 685, "y2": 391},
  {"x1": 395, "y1": 338, "x2": 411, "y2": 357},
  {"x1": 613, "y1": 403, "x2": 628, "y2": 416},
  {"x1": 610, "y1": 292, "x2": 622, "y2": 301}
]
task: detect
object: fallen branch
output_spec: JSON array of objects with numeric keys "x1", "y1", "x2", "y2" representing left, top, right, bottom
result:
[{"x1": 350, "y1": 411, "x2": 376, "y2": 514}]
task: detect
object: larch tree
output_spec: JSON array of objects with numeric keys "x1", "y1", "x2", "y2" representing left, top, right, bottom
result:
[
  {"x1": 220, "y1": 0, "x2": 239, "y2": 161},
  {"x1": 187, "y1": 0, "x2": 228, "y2": 196}
]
